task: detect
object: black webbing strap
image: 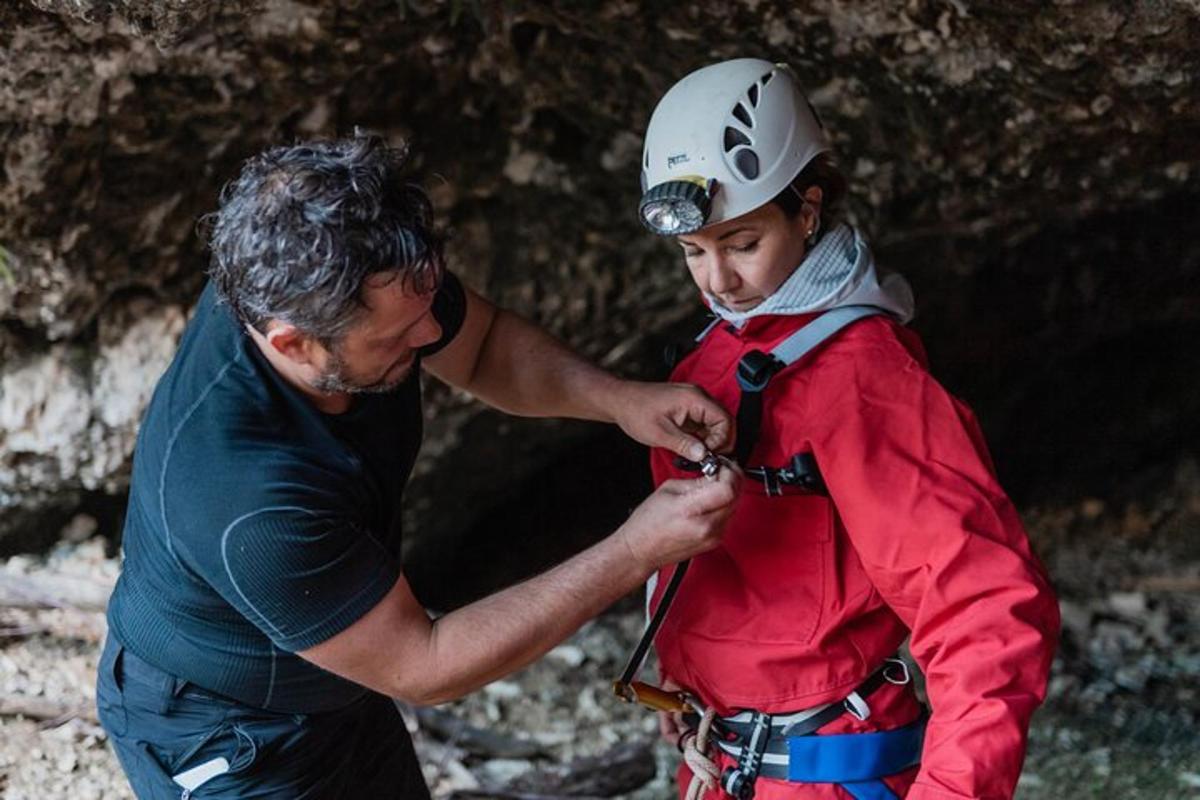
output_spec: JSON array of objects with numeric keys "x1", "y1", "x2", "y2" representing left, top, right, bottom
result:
[
  {"x1": 773, "y1": 666, "x2": 887, "y2": 738},
  {"x1": 733, "y1": 349, "x2": 783, "y2": 465},
  {"x1": 683, "y1": 658, "x2": 895, "y2": 742},
  {"x1": 732, "y1": 306, "x2": 887, "y2": 466},
  {"x1": 614, "y1": 560, "x2": 690, "y2": 695}
]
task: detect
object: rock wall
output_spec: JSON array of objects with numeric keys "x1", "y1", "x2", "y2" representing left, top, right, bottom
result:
[{"x1": 1, "y1": 0, "x2": 1197, "y2": 550}]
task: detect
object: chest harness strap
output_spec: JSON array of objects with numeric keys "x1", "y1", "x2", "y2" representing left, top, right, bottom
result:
[{"x1": 732, "y1": 305, "x2": 886, "y2": 466}]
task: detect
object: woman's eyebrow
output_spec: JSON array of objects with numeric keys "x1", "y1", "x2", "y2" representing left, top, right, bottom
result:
[{"x1": 717, "y1": 226, "x2": 753, "y2": 241}]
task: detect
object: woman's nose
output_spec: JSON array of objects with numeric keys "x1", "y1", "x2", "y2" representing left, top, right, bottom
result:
[{"x1": 707, "y1": 258, "x2": 739, "y2": 295}]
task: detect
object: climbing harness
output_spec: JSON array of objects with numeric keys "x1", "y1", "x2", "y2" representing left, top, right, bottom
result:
[{"x1": 682, "y1": 658, "x2": 923, "y2": 800}]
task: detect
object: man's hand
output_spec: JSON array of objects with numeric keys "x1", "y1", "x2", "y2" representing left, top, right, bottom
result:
[
  {"x1": 619, "y1": 466, "x2": 740, "y2": 572},
  {"x1": 609, "y1": 381, "x2": 734, "y2": 462},
  {"x1": 657, "y1": 674, "x2": 690, "y2": 748}
]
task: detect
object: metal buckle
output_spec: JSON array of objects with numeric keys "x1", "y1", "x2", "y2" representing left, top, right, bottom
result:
[
  {"x1": 699, "y1": 452, "x2": 722, "y2": 479},
  {"x1": 883, "y1": 657, "x2": 911, "y2": 686}
]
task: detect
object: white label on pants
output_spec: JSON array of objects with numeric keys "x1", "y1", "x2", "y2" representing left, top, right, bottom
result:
[{"x1": 172, "y1": 757, "x2": 230, "y2": 791}]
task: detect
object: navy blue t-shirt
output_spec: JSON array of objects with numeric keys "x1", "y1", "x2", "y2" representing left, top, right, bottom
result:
[{"x1": 107, "y1": 275, "x2": 465, "y2": 713}]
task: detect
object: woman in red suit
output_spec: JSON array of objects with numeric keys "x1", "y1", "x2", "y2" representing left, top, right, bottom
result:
[{"x1": 634, "y1": 58, "x2": 1061, "y2": 800}]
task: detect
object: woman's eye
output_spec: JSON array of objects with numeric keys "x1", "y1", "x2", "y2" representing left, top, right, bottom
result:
[
  {"x1": 683, "y1": 249, "x2": 702, "y2": 259},
  {"x1": 730, "y1": 241, "x2": 759, "y2": 254}
]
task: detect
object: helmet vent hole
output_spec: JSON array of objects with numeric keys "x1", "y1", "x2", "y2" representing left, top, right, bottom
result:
[
  {"x1": 732, "y1": 102, "x2": 753, "y2": 128},
  {"x1": 747, "y1": 83, "x2": 759, "y2": 107},
  {"x1": 761, "y1": 71, "x2": 773, "y2": 86},
  {"x1": 724, "y1": 126, "x2": 751, "y2": 152},
  {"x1": 733, "y1": 148, "x2": 759, "y2": 180}
]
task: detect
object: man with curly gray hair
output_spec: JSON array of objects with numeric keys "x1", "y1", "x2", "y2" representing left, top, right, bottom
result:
[{"x1": 96, "y1": 133, "x2": 738, "y2": 798}]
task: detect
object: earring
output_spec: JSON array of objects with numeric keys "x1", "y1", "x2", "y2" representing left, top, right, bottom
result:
[{"x1": 806, "y1": 218, "x2": 820, "y2": 246}]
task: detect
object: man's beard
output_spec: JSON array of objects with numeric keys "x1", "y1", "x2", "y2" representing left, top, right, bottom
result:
[{"x1": 311, "y1": 349, "x2": 413, "y2": 395}]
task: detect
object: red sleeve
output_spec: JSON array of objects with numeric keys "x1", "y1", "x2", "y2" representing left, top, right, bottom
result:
[{"x1": 807, "y1": 321, "x2": 1060, "y2": 800}]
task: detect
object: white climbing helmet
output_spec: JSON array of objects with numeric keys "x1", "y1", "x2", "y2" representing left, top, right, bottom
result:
[{"x1": 638, "y1": 58, "x2": 829, "y2": 236}]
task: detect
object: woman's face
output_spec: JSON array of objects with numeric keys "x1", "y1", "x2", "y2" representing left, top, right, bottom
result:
[{"x1": 676, "y1": 189, "x2": 821, "y2": 312}]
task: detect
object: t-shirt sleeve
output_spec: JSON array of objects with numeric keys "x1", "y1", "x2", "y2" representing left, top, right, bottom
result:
[
  {"x1": 419, "y1": 269, "x2": 467, "y2": 357},
  {"x1": 214, "y1": 508, "x2": 401, "y2": 652}
]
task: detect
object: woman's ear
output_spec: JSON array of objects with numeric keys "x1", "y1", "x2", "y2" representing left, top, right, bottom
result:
[
  {"x1": 802, "y1": 185, "x2": 824, "y2": 242},
  {"x1": 803, "y1": 185, "x2": 824, "y2": 219}
]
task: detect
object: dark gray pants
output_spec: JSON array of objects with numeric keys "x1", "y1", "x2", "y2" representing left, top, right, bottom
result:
[{"x1": 96, "y1": 635, "x2": 431, "y2": 799}]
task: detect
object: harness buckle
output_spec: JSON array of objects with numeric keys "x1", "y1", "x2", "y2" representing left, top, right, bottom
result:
[
  {"x1": 789, "y1": 452, "x2": 826, "y2": 493},
  {"x1": 883, "y1": 657, "x2": 911, "y2": 686},
  {"x1": 736, "y1": 350, "x2": 782, "y2": 392},
  {"x1": 721, "y1": 710, "x2": 771, "y2": 799}
]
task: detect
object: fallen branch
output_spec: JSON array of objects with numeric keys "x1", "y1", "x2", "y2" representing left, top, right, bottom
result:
[
  {"x1": 0, "y1": 623, "x2": 47, "y2": 642},
  {"x1": 0, "y1": 693, "x2": 98, "y2": 728},
  {"x1": 509, "y1": 739, "x2": 657, "y2": 798},
  {"x1": 1136, "y1": 575, "x2": 1200, "y2": 593},
  {"x1": 415, "y1": 706, "x2": 549, "y2": 759},
  {"x1": 0, "y1": 608, "x2": 107, "y2": 644},
  {"x1": 0, "y1": 571, "x2": 114, "y2": 612}
]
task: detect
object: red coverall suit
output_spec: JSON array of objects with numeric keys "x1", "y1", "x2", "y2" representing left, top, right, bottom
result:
[{"x1": 650, "y1": 310, "x2": 1061, "y2": 800}]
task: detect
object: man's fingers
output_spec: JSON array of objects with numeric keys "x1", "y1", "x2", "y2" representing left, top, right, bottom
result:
[
  {"x1": 662, "y1": 384, "x2": 734, "y2": 456},
  {"x1": 675, "y1": 432, "x2": 708, "y2": 462},
  {"x1": 680, "y1": 470, "x2": 738, "y2": 514},
  {"x1": 656, "y1": 478, "x2": 692, "y2": 496},
  {"x1": 702, "y1": 416, "x2": 735, "y2": 454},
  {"x1": 659, "y1": 710, "x2": 682, "y2": 745}
]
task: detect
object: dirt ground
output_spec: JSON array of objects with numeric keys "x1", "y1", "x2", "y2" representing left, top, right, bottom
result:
[{"x1": 1, "y1": 458, "x2": 1198, "y2": 799}]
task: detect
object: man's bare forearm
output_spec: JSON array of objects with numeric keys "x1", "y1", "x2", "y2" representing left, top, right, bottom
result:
[
  {"x1": 299, "y1": 472, "x2": 735, "y2": 706},
  {"x1": 400, "y1": 532, "x2": 645, "y2": 705},
  {"x1": 461, "y1": 308, "x2": 625, "y2": 422}
]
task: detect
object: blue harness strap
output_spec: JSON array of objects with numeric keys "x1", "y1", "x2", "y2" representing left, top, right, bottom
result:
[{"x1": 784, "y1": 713, "x2": 926, "y2": 799}]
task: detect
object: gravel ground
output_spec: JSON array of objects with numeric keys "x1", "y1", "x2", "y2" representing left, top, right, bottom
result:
[{"x1": 1, "y1": 459, "x2": 1198, "y2": 798}]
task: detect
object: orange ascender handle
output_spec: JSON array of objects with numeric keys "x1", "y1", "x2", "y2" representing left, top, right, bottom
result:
[{"x1": 612, "y1": 680, "x2": 696, "y2": 714}]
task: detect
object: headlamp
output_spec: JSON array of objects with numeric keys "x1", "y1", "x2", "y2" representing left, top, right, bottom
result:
[{"x1": 638, "y1": 176, "x2": 717, "y2": 236}]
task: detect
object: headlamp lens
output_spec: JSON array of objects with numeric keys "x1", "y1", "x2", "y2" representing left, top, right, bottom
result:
[
  {"x1": 638, "y1": 179, "x2": 713, "y2": 235},
  {"x1": 641, "y1": 199, "x2": 705, "y2": 235}
]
